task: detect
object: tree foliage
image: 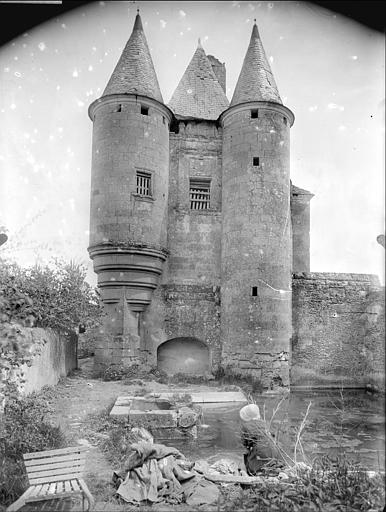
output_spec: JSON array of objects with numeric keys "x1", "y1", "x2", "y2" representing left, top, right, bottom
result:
[
  {"x1": 0, "y1": 258, "x2": 101, "y2": 333},
  {"x1": 0, "y1": 258, "x2": 103, "y2": 404}
]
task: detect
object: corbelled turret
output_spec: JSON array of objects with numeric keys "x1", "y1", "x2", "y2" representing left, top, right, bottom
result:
[{"x1": 88, "y1": 12, "x2": 172, "y2": 371}]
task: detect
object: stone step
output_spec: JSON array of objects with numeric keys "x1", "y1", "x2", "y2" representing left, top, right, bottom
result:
[{"x1": 157, "y1": 391, "x2": 247, "y2": 403}]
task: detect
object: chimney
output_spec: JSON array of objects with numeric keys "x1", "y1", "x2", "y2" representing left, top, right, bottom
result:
[{"x1": 207, "y1": 55, "x2": 226, "y2": 93}]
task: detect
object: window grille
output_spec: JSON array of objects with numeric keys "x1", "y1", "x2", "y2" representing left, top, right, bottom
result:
[
  {"x1": 136, "y1": 171, "x2": 152, "y2": 197},
  {"x1": 190, "y1": 179, "x2": 211, "y2": 210}
]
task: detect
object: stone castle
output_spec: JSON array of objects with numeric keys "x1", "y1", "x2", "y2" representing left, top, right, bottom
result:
[{"x1": 88, "y1": 13, "x2": 384, "y2": 390}]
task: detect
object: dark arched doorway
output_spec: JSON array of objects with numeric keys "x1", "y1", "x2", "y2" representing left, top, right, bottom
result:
[{"x1": 157, "y1": 337, "x2": 210, "y2": 375}]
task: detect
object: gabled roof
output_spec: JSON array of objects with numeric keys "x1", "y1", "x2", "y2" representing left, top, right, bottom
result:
[
  {"x1": 102, "y1": 12, "x2": 163, "y2": 103},
  {"x1": 168, "y1": 41, "x2": 229, "y2": 120},
  {"x1": 231, "y1": 22, "x2": 282, "y2": 106}
]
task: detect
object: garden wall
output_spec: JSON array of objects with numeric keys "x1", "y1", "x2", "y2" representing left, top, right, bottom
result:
[
  {"x1": 11, "y1": 328, "x2": 78, "y2": 395},
  {"x1": 292, "y1": 273, "x2": 385, "y2": 389}
]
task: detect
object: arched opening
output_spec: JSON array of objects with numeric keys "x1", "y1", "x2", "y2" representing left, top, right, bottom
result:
[{"x1": 157, "y1": 337, "x2": 210, "y2": 375}]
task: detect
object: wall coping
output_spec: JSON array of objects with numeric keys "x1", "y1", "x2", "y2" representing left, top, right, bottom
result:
[{"x1": 293, "y1": 272, "x2": 380, "y2": 285}]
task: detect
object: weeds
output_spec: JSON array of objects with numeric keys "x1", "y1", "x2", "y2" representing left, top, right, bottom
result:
[
  {"x1": 102, "y1": 364, "x2": 168, "y2": 383},
  {"x1": 213, "y1": 365, "x2": 264, "y2": 394},
  {"x1": 0, "y1": 392, "x2": 67, "y2": 507},
  {"x1": 221, "y1": 454, "x2": 384, "y2": 511}
]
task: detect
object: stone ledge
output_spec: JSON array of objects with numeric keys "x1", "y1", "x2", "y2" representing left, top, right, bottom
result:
[{"x1": 129, "y1": 410, "x2": 178, "y2": 428}]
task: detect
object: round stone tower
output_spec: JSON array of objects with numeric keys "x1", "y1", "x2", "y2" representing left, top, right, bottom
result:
[
  {"x1": 88, "y1": 12, "x2": 172, "y2": 370},
  {"x1": 220, "y1": 22, "x2": 294, "y2": 388}
]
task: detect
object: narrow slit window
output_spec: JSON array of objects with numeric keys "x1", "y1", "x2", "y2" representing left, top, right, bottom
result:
[
  {"x1": 251, "y1": 109, "x2": 258, "y2": 119},
  {"x1": 189, "y1": 178, "x2": 211, "y2": 210},
  {"x1": 252, "y1": 286, "x2": 258, "y2": 297},
  {"x1": 141, "y1": 105, "x2": 149, "y2": 116},
  {"x1": 162, "y1": 116, "x2": 166, "y2": 124},
  {"x1": 136, "y1": 171, "x2": 152, "y2": 197},
  {"x1": 283, "y1": 116, "x2": 287, "y2": 125},
  {"x1": 114, "y1": 104, "x2": 121, "y2": 113},
  {"x1": 253, "y1": 157, "x2": 260, "y2": 167}
]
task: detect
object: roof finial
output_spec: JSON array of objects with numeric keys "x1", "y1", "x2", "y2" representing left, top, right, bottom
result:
[
  {"x1": 198, "y1": 37, "x2": 202, "y2": 48},
  {"x1": 251, "y1": 19, "x2": 259, "y2": 38},
  {"x1": 133, "y1": 7, "x2": 143, "y2": 31},
  {"x1": 254, "y1": 18, "x2": 256, "y2": 24}
]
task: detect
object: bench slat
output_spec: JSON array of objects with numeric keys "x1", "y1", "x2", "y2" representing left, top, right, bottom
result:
[
  {"x1": 29, "y1": 473, "x2": 84, "y2": 486},
  {"x1": 25, "y1": 454, "x2": 86, "y2": 468},
  {"x1": 70, "y1": 479, "x2": 80, "y2": 492},
  {"x1": 28, "y1": 465, "x2": 84, "y2": 481},
  {"x1": 47, "y1": 482, "x2": 57, "y2": 495},
  {"x1": 26, "y1": 459, "x2": 85, "y2": 474},
  {"x1": 24, "y1": 446, "x2": 88, "y2": 460},
  {"x1": 37, "y1": 483, "x2": 50, "y2": 497},
  {"x1": 29, "y1": 484, "x2": 43, "y2": 498},
  {"x1": 56, "y1": 482, "x2": 63, "y2": 494},
  {"x1": 64, "y1": 481, "x2": 71, "y2": 493}
]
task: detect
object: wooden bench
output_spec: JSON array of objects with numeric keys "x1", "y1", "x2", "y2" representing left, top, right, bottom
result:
[{"x1": 6, "y1": 446, "x2": 95, "y2": 512}]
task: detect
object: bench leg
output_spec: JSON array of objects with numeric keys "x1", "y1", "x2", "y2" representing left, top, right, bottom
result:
[
  {"x1": 6, "y1": 491, "x2": 31, "y2": 512},
  {"x1": 78, "y1": 479, "x2": 95, "y2": 512}
]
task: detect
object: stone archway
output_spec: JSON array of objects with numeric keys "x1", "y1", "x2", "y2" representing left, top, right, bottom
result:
[{"x1": 157, "y1": 337, "x2": 210, "y2": 375}]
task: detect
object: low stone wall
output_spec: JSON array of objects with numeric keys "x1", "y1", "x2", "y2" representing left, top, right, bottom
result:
[
  {"x1": 292, "y1": 273, "x2": 385, "y2": 389},
  {"x1": 8, "y1": 328, "x2": 78, "y2": 396}
]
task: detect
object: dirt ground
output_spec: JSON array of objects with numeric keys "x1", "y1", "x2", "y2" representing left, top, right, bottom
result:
[{"x1": 40, "y1": 358, "x2": 222, "y2": 512}]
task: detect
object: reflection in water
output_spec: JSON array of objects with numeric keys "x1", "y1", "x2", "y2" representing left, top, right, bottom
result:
[{"x1": 158, "y1": 390, "x2": 385, "y2": 471}]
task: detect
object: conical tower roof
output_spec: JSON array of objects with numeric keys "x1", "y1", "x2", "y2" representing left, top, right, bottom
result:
[
  {"x1": 231, "y1": 22, "x2": 282, "y2": 106},
  {"x1": 168, "y1": 41, "x2": 229, "y2": 120},
  {"x1": 103, "y1": 12, "x2": 163, "y2": 103}
]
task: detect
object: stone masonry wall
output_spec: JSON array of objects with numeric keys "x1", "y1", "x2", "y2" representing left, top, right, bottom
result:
[
  {"x1": 165, "y1": 121, "x2": 222, "y2": 284},
  {"x1": 4, "y1": 328, "x2": 77, "y2": 397},
  {"x1": 141, "y1": 284, "x2": 221, "y2": 369},
  {"x1": 89, "y1": 96, "x2": 170, "y2": 249},
  {"x1": 139, "y1": 121, "x2": 223, "y2": 372},
  {"x1": 291, "y1": 194, "x2": 311, "y2": 272},
  {"x1": 292, "y1": 272, "x2": 385, "y2": 389},
  {"x1": 220, "y1": 103, "x2": 293, "y2": 388}
]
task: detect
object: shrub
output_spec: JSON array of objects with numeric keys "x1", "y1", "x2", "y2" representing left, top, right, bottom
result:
[
  {"x1": 78, "y1": 330, "x2": 96, "y2": 359},
  {"x1": 0, "y1": 392, "x2": 66, "y2": 507},
  {"x1": 214, "y1": 365, "x2": 264, "y2": 394},
  {"x1": 0, "y1": 258, "x2": 102, "y2": 334},
  {"x1": 221, "y1": 455, "x2": 385, "y2": 511},
  {"x1": 102, "y1": 364, "x2": 168, "y2": 383},
  {"x1": 102, "y1": 364, "x2": 139, "y2": 381}
]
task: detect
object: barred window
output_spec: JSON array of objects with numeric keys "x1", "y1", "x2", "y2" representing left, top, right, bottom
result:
[
  {"x1": 136, "y1": 171, "x2": 152, "y2": 197},
  {"x1": 190, "y1": 178, "x2": 211, "y2": 210}
]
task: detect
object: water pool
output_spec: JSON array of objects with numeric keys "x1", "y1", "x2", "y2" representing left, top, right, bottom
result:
[{"x1": 157, "y1": 389, "x2": 385, "y2": 471}]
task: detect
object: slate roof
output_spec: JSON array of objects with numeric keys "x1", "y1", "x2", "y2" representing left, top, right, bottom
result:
[
  {"x1": 103, "y1": 13, "x2": 163, "y2": 103},
  {"x1": 231, "y1": 23, "x2": 282, "y2": 106},
  {"x1": 168, "y1": 41, "x2": 229, "y2": 120},
  {"x1": 291, "y1": 183, "x2": 314, "y2": 198}
]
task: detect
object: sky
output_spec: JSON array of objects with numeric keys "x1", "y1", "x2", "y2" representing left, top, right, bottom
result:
[{"x1": 0, "y1": 1, "x2": 384, "y2": 285}]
